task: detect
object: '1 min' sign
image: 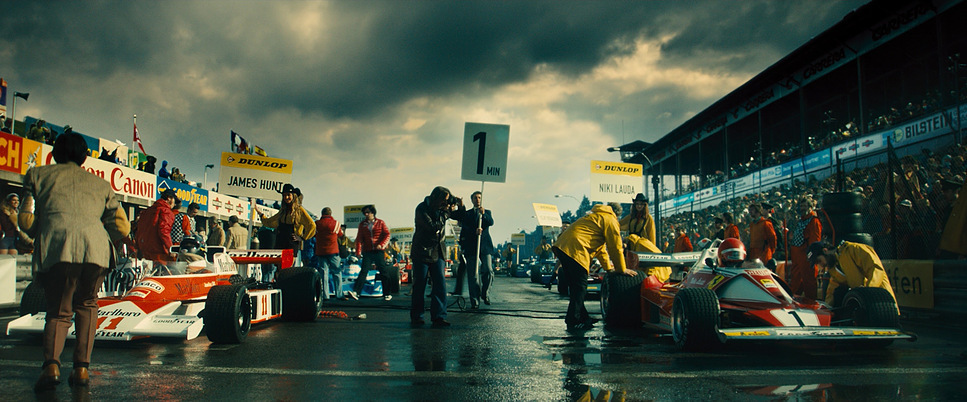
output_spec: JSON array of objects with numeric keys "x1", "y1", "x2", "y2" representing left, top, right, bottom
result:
[{"x1": 462, "y1": 122, "x2": 509, "y2": 183}]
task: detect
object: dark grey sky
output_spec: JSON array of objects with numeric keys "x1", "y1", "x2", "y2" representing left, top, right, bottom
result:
[{"x1": 0, "y1": 0, "x2": 868, "y2": 240}]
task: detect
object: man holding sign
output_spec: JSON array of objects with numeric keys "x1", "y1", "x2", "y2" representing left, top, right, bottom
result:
[{"x1": 455, "y1": 191, "x2": 495, "y2": 308}]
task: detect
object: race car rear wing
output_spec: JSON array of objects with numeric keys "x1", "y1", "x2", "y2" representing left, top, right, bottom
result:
[{"x1": 226, "y1": 249, "x2": 295, "y2": 269}]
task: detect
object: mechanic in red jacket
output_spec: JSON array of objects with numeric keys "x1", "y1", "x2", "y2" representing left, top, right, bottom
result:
[
  {"x1": 747, "y1": 202, "x2": 777, "y2": 263},
  {"x1": 788, "y1": 196, "x2": 822, "y2": 299},
  {"x1": 314, "y1": 207, "x2": 344, "y2": 300},
  {"x1": 350, "y1": 205, "x2": 398, "y2": 300},
  {"x1": 135, "y1": 189, "x2": 178, "y2": 262}
]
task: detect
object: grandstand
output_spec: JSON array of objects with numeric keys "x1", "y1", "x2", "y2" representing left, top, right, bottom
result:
[{"x1": 608, "y1": 0, "x2": 967, "y2": 260}]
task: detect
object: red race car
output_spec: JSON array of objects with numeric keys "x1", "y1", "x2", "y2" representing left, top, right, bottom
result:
[{"x1": 600, "y1": 238, "x2": 915, "y2": 351}]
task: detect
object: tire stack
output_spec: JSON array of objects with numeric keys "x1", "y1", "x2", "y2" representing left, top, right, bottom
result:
[{"x1": 822, "y1": 191, "x2": 873, "y2": 247}]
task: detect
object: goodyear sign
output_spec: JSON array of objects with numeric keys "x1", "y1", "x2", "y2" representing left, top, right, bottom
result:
[
  {"x1": 532, "y1": 203, "x2": 562, "y2": 227},
  {"x1": 589, "y1": 160, "x2": 642, "y2": 203},
  {"x1": 217, "y1": 152, "x2": 293, "y2": 201},
  {"x1": 157, "y1": 178, "x2": 209, "y2": 212}
]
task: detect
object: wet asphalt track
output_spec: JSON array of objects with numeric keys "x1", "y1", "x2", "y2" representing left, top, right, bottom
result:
[{"x1": 2, "y1": 274, "x2": 967, "y2": 401}]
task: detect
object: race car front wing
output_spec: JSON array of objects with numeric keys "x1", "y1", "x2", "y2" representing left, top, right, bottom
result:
[{"x1": 718, "y1": 326, "x2": 917, "y2": 342}]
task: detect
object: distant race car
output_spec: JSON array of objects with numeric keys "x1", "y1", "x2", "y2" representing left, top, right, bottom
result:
[
  {"x1": 7, "y1": 247, "x2": 324, "y2": 344},
  {"x1": 600, "y1": 239, "x2": 915, "y2": 351}
]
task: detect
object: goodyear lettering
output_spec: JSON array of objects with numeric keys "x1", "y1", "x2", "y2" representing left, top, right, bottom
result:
[
  {"x1": 111, "y1": 168, "x2": 154, "y2": 198},
  {"x1": 803, "y1": 48, "x2": 846, "y2": 79},
  {"x1": 175, "y1": 187, "x2": 208, "y2": 205},
  {"x1": 152, "y1": 318, "x2": 197, "y2": 325},
  {"x1": 94, "y1": 331, "x2": 127, "y2": 338},
  {"x1": 703, "y1": 116, "x2": 727, "y2": 133},
  {"x1": 237, "y1": 158, "x2": 288, "y2": 170},
  {"x1": 871, "y1": 3, "x2": 933, "y2": 41}
]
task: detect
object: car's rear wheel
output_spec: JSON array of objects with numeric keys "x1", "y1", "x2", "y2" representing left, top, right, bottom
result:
[
  {"x1": 20, "y1": 281, "x2": 46, "y2": 316},
  {"x1": 600, "y1": 271, "x2": 644, "y2": 328},
  {"x1": 672, "y1": 288, "x2": 722, "y2": 351},
  {"x1": 205, "y1": 284, "x2": 251, "y2": 344},
  {"x1": 276, "y1": 266, "x2": 324, "y2": 322}
]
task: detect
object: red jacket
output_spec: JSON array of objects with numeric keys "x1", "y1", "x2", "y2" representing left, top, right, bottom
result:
[
  {"x1": 314, "y1": 215, "x2": 343, "y2": 256},
  {"x1": 674, "y1": 233, "x2": 693, "y2": 252},
  {"x1": 724, "y1": 224, "x2": 741, "y2": 242},
  {"x1": 355, "y1": 218, "x2": 390, "y2": 254},
  {"x1": 135, "y1": 198, "x2": 175, "y2": 262}
]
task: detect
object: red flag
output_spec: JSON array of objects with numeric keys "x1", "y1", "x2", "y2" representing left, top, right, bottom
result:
[{"x1": 133, "y1": 122, "x2": 146, "y2": 154}]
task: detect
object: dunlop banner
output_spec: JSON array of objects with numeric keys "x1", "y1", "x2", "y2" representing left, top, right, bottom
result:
[
  {"x1": 589, "y1": 160, "x2": 642, "y2": 203},
  {"x1": 218, "y1": 152, "x2": 293, "y2": 201}
]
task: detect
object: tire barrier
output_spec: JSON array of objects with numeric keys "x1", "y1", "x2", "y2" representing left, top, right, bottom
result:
[{"x1": 822, "y1": 191, "x2": 873, "y2": 247}]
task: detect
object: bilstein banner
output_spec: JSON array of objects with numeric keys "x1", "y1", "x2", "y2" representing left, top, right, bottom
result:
[
  {"x1": 589, "y1": 160, "x2": 642, "y2": 203},
  {"x1": 217, "y1": 152, "x2": 293, "y2": 201}
]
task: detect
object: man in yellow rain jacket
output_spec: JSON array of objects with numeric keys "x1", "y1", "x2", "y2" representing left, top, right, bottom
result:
[
  {"x1": 626, "y1": 234, "x2": 672, "y2": 283},
  {"x1": 554, "y1": 203, "x2": 637, "y2": 331},
  {"x1": 807, "y1": 241, "x2": 896, "y2": 308}
]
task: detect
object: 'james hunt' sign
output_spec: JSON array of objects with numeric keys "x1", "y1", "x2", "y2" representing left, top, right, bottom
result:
[
  {"x1": 589, "y1": 160, "x2": 642, "y2": 203},
  {"x1": 217, "y1": 152, "x2": 293, "y2": 201}
]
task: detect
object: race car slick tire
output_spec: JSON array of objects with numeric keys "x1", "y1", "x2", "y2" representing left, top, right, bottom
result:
[
  {"x1": 838, "y1": 287, "x2": 899, "y2": 348},
  {"x1": 600, "y1": 271, "x2": 644, "y2": 328},
  {"x1": 20, "y1": 281, "x2": 46, "y2": 316},
  {"x1": 277, "y1": 266, "x2": 324, "y2": 322},
  {"x1": 839, "y1": 287, "x2": 899, "y2": 327},
  {"x1": 822, "y1": 192, "x2": 864, "y2": 214},
  {"x1": 827, "y1": 212, "x2": 864, "y2": 234},
  {"x1": 672, "y1": 288, "x2": 723, "y2": 351},
  {"x1": 205, "y1": 284, "x2": 252, "y2": 344},
  {"x1": 530, "y1": 265, "x2": 541, "y2": 283}
]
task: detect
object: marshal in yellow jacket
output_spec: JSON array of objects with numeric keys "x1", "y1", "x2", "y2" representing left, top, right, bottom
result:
[
  {"x1": 825, "y1": 241, "x2": 896, "y2": 307},
  {"x1": 626, "y1": 234, "x2": 671, "y2": 282},
  {"x1": 553, "y1": 204, "x2": 627, "y2": 273}
]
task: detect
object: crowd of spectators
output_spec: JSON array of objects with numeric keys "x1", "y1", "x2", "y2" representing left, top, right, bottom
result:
[{"x1": 659, "y1": 139, "x2": 966, "y2": 261}]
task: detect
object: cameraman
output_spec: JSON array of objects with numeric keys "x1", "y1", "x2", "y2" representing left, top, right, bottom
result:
[{"x1": 410, "y1": 187, "x2": 464, "y2": 327}]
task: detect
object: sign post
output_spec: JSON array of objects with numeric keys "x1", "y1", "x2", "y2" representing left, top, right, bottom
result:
[{"x1": 461, "y1": 122, "x2": 510, "y2": 297}]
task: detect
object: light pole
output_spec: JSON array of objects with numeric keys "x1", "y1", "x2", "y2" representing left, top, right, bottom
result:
[
  {"x1": 10, "y1": 91, "x2": 28, "y2": 136},
  {"x1": 204, "y1": 164, "x2": 214, "y2": 190}
]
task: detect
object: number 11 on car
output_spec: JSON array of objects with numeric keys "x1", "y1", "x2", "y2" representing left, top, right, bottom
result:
[{"x1": 461, "y1": 122, "x2": 510, "y2": 183}]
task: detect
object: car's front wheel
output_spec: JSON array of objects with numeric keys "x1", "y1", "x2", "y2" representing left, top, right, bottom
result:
[
  {"x1": 672, "y1": 288, "x2": 722, "y2": 351},
  {"x1": 205, "y1": 284, "x2": 252, "y2": 344}
]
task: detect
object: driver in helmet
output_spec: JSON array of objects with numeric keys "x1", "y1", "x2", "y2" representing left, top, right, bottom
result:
[
  {"x1": 717, "y1": 238, "x2": 747, "y2": 268},
  {"x1": 176, "y1": 236, "x2": 210, "y2": 273}
]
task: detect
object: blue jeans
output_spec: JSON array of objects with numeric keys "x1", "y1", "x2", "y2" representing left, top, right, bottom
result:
[
  {"x1": 316, "y1": 254, "x2": 342, "y2": 299},
  {"x1": 410, "y1": 258, "x2": 447, "y2": 322}
]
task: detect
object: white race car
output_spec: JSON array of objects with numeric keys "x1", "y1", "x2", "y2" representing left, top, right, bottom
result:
[{"x1": 7, "y1": 248, "x2": 324, "y2": 344}]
